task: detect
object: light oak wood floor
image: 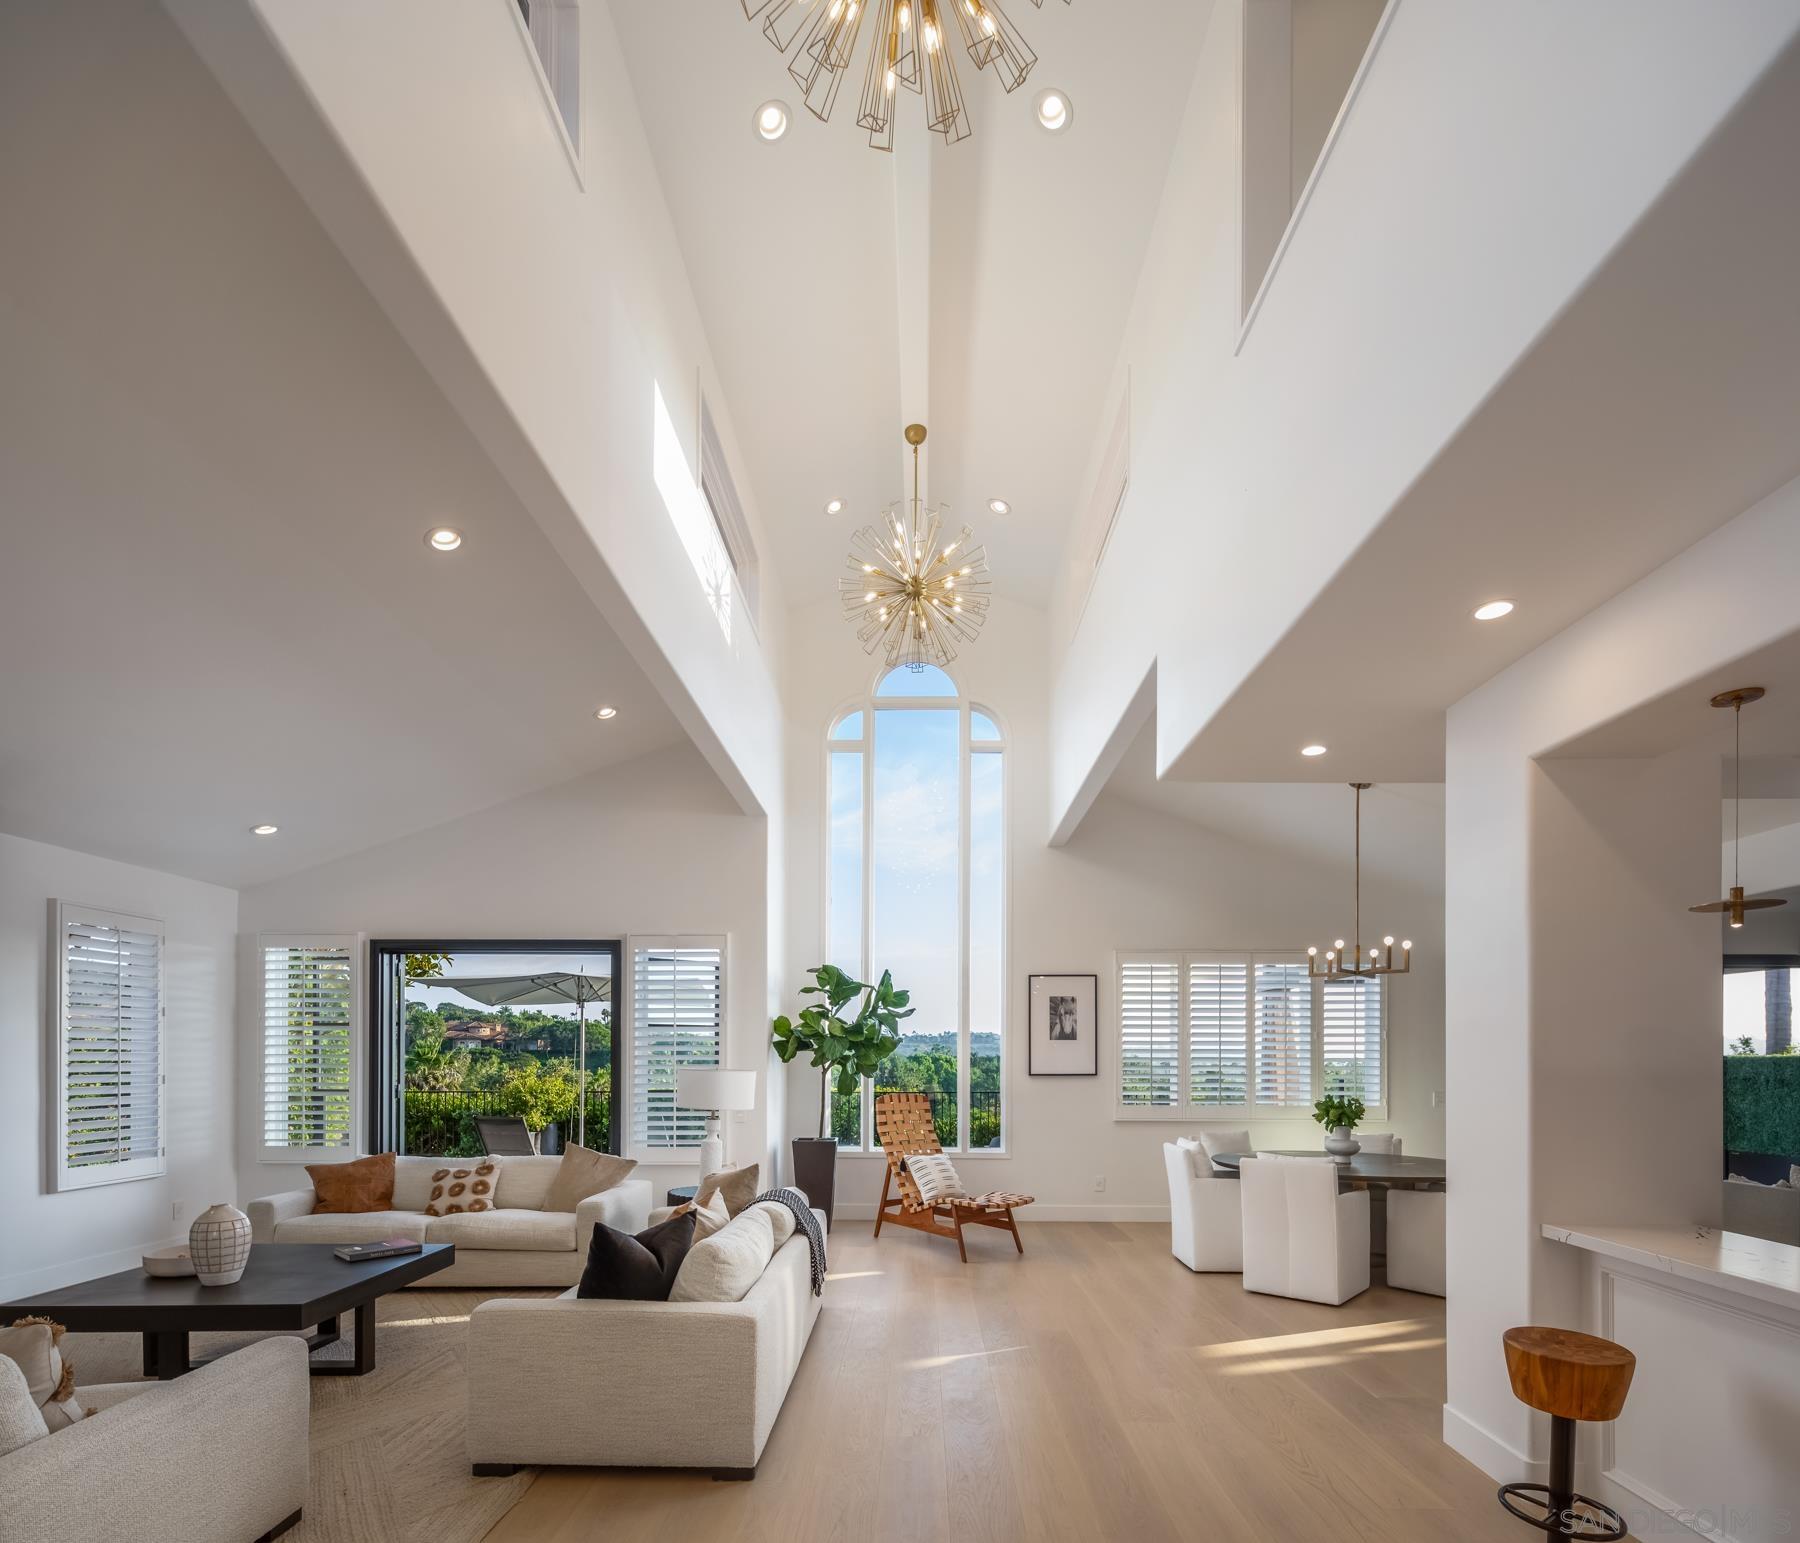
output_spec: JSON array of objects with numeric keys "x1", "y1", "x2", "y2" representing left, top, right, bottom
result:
[{"x1": 486, "y1": 1220, "x2": 1550, "y2": 1543}]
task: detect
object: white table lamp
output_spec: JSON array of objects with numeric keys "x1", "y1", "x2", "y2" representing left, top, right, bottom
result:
[{"x1": 676, "y1": 1066, "x2": 757, "y2": 1180}]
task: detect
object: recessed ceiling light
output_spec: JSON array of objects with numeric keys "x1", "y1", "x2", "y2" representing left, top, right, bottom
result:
[
  {"x1": 594, "y1": 706, "x2": 618, "y2": 721},
  {"x1": 988, "y1": 499, "x2": 1011, "y2": 516},
  {"x1": 425, "y1": 527, "x2": 462, "y2": 552},
  {"x1": 1301, "y1": 744, "x2": 1328, "y2": 758},
  {"x1": 825, "y1": 498, "x2": 844, "y2": 515},
  {"x1": 1473, "y1": 599, "x2": 1515, "y2": 621},
  {"x1": 250, "y1": 824, "x2": 279, "y2": 836},
  {"x1": 755, "y1": 100, "x2": 790, "y2": 142},
  {"x1": 1034, "y1": 88, "x2": 1072, "y2": 133}
]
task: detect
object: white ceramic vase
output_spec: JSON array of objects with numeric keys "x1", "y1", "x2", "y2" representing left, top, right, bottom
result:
[
  {"x1": 1324, "y1": 1126, "x2": 1361, "y2": 1162},
  {"x1": 189, "y1": 1202, "x2": 252, "y2": 1286}
]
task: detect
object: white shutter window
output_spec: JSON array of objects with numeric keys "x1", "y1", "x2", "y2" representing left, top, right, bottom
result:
[
  {"x1": 261, "y1": 936, "x2": 357, "y2": 1160},
  {"x1": 53, "y1": 903, "x2": 164, "y2": 1191},
  {"x1": 1118, "y1": 956, "x2": 1182, "y2": 1109},
  {"x1": 629, "y1": 937, "x2": 723, "y2": 1155},
  {"x1": 1187, "y1": 955, "x2": 1248, "y2": 1107},
  {"x1": 1321, "y1": 975, "x2": 1384, "y2": 1109},
  {"x1": 1252, "y1": 956, "x2": 1312, "y2": 1109}
]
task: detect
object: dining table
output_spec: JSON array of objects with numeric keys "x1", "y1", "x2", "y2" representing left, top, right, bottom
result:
[{"x1": 1209, "y1": 1150, "x2": 1446, "y2": 1271}]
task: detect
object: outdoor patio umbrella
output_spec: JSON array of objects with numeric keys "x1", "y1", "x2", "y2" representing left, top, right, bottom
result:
[{"x1": 418, "y1": 972, "x2": 611, "y2": 1146}]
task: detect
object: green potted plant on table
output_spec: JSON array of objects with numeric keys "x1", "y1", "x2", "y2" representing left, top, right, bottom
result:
[
  {"x1": 1312, "y1": 1093, "x2": 1367, "y2": 1162},
  {"x1": 772, "y1": 964, "x2": 912, "y2": 1229}
]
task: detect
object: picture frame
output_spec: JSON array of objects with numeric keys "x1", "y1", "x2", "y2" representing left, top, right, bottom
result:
[{"x1": 1027, "y1": 974, "x2": 1098, "y2": 1076}]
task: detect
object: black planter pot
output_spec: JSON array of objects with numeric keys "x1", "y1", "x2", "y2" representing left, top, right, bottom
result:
[{"x1": 791, "y1": 1136, "x2": 838, "y2": 1233}]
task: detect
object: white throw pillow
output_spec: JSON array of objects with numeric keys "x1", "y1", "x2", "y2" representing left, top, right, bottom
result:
[
  {"x1": 1198, "y1": 1130, "x2": 1251, "y2": 1171},
  {"x1": 0, "y1": 1321, "x2": 86, "y2": 1432},
  {"x1": 0, "y1": 1356, "x2": 48, "y2": 1458},
  {"x1": 670, "y1": 1206, "x2": 777, "y2": 1303},
  {"x1": 753, "y1": 1199, "x2": 797, "y2": 1248},
  {"x1": 906, "y1": 1153, "x2": 967, "y2": 1206}
]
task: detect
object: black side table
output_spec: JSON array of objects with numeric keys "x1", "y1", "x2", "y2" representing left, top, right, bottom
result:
[{"x1": 665, "y1": 1184, "x2": 697, "y2": 1207}]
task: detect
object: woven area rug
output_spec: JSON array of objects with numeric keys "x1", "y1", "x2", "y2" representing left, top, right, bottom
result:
[{"x1": 63, "y1": 1288, "x2": 549, "y2": 1543}]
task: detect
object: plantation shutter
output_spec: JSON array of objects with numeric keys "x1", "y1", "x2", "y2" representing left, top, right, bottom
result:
[
  {"x1": 629, "y1": 938, "x2": 724, "y2": 1153},
  {"x1": 1118, "y1": 956, "x2": 1181, "y2": 1108},
  {"x1": 1187, "y1": 956, "x2": 1249, "y2": 1106},
  {"x1": 1252, "y1": 956, "x2": 1312, "y2": 1108},
  {"x1": 261, "y1": 937, "x2": 356, "y2": 1158},
  {"x1": 1321, "y1": 975, "x2": 1384, "y2": 1107},
  {"x1": 55, "y1": 904, "x2": 164, "y2": 1190}
]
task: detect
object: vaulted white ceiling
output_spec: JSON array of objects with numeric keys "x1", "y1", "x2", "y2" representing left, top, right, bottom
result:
[
  {"x1": 0, "y1": 2, "x2": 684, "y2": 889},
  {"x1": 607, "y1": 0, "x2": 1214, "y2": 602}
]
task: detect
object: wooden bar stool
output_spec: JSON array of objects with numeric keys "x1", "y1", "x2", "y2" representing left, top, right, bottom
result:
[{"x1": 1498, "y1": 1327, "x2": 1635, "y2": 1540}]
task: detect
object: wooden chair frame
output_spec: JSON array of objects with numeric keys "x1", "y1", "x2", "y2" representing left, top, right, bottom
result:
[{"x1": 871, "y1": 1093, "x2": 1031, "y2": 1262}]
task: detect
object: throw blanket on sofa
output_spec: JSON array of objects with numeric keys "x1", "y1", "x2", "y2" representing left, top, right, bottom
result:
[{"x1": 754, "y1": 1187, "x2": 827, "y2": 1296}]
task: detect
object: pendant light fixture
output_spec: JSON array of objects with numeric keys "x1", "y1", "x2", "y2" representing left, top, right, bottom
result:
[
  {"x1": 840, "y1": 423, "x2": 991, "y2": 671},
  {"x1": 1690, "y1": 686, "x2": 1787, "y2": 930},
  {"x1": 1309, "y1": 782, "x2": 1412, "y2": 982}
]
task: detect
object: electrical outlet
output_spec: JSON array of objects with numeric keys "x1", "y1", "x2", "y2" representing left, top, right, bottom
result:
[
  {"x1": 1092, "y1": 1175, "x2": 1106, "y2": 1193},
  {"x1": 1431, "y1": 1090, "x2": 1445, "y2": 1110},
  {"x1": 171, "y1": 1200, "x2": 185, "y2": 1223}
]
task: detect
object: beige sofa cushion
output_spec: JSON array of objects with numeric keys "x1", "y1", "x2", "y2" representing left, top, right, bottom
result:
[
  {"x1": 392, "y1": 1155, "x2": 444, "y2": 1212},
  {"x1": 695, "y1": 1163, "x2": 760, "y2": 1218},
  {"x1": 543, "y1": 1146, "x2": 638, "y2": 1213},
  {"x1": 426, "y1": 1208, "x2": 577, "y2": 1252},
  {"x1": 669, "y1": 1205, "x2": 776, "y2": 1303},
  {"x1": 0, "y1": 1354, "x2": 49, "y2": 1456},
  {"x1": 273, "y1": 1210, "x2": 426, "y2": 1245},
  {"x1": 0, "y1": 1319, "x2": 87, "y2": 1432},
  {"x1": 494, "y1": 1155, "x2": 559, "y2": 1210}
]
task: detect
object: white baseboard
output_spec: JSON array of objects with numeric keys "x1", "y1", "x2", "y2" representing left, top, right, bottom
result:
[
  {"x1": 833, "y1": 1202, "x2": 1171, "y2": 1224},
  {"x1": 1442, "y1": 1403, "x2": 1541, "y2": 1485},
  {"x1": 1, "y1": 1235, "x2": 183, "y2": 1299}
]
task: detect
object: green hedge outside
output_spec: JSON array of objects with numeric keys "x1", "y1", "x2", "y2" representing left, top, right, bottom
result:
[{"x1": 1724, "y1": 1054, "x2": 1800, "y2": 1157}]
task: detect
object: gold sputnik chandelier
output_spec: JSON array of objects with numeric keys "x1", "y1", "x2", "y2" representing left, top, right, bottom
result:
[
  {"x1": 1309, "y1": 783, "x2": 1412, "y2": 983},
  {"x1": 741, "y1": 0, "x2": 1067, "y2": 150},
  {"x1": 841, "y1": 424, "x2": 991, "y2": 672}
]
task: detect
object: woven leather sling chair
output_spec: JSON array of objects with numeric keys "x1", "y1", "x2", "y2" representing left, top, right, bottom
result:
[{"x1": 872, "y1": 1092, "x2": 1034, "y2": 1261}]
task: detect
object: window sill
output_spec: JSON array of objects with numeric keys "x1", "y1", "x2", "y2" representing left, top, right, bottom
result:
[{"x1": 834, "y1": 1148, "x2": 1010, "y2": 1160}]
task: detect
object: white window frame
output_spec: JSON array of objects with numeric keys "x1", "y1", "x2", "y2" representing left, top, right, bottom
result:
[
  {"x1": 624, "y1": 935, "x2": 727, "y2": 1162},
  {"x1": 505, "y1": 0, "x2": 583, "y2": 183},
  {"x1": 824, "y1": 665, "x2": 1010, "y2": 1156},
  {"x1": 259, "y1": 933, "x2": 363, "y2": 1164},
  {"x1": 50, "y1": 901, "x2": 165, "y2": 1192},
  {"x1": 1113, "y1": 949, "x2": 1387, "y2": 1121}
]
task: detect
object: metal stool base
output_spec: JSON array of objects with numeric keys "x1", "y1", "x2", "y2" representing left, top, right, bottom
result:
[{"x1": 1497, "y1": 1482, "x2": 1627, "y2": 1541}]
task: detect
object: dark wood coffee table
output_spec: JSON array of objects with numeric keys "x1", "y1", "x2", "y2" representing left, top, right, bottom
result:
[{"x1": 0, "y1": 1242, "x2": 454, "y2": 1379}]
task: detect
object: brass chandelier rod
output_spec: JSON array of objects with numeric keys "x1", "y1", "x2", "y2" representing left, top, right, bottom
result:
[{"x1": 1309, "y1": 781, "x2": 1411, "y2": 982}]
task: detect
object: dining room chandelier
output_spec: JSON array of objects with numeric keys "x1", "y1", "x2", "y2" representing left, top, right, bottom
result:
[
  {"x1": 840, "y1": 423, "x2": 991, "y2": 672},
  {"x1": 1689, "y1": 686, "x2": 1787, "y2": 930},
  {"x1": 1309, "y1": 783, "x2": 1412, "y2": 982},
  {"x1": 740, "y1": 0, "x2": 1066, "y2": 149}
]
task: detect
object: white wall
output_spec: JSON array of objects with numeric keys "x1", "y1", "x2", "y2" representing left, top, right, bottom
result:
[
  {"x1": 1442, "y1": 473, "x2": 1800, "y2": 1483},
  {"x1": 0, "y1": 834, "x2": 238, "y2": 1296},
  {"x1": 234, "y1": 744, "x2": 773, "y2": 1202},
  {"x1": 781, "y1": 597, "x2": 1445, "y2": 1220},
  {"x1": 167, "y1": 0, "x2": 786, "y2": 819},
  {"x1": 1051, "y1": 0, "x2": 1799, "y2": 834}
]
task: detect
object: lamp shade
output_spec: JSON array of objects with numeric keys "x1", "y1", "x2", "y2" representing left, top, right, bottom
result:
[{"x1": 676, "y1": 1067, "x2": 757, "y2": 1113}]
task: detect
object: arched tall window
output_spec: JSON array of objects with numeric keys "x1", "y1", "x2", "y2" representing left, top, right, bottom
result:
[{"x1": 827, "y1": 664, "x2": 1006, "y2": 1151}]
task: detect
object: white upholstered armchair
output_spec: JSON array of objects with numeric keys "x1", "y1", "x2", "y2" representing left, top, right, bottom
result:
[
  {"x1": 1239, "y1": 1155, "x2": 1370, "y2": 1305},
  {"x1": 1162, "y1": 1142, "x2": 1243, "y2": 1272}
]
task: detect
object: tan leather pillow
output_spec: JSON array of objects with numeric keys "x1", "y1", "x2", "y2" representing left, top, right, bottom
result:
[
  {"x1": 695, "y1": 1162, "x2": 760, "y2": 1219},
  {"x1": 544, "y1": 1145, "x2": 638, "y2": 1213},
  {"x1": 307, "y1": 1151, "x2": 396, "y2": 1214},
  {"x1": 669, "y1": 1189, "x2": 732, "y2": 1240}
]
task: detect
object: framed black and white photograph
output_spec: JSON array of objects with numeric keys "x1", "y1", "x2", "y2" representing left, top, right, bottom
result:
[{"x1": 1028, "y1": 974, "x2": 1098, "y2": 1076}]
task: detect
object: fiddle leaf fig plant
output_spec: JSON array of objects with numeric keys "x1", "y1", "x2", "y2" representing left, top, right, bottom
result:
[
  {"x1": 772, "y1": 964, "x2": 914, "y2": 1138},
  {"x1": 1312, "y1": 1093, "x2": 1366, "y2": 1132}
]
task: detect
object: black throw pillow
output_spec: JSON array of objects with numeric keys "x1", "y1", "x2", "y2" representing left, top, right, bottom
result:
[{"x1": 575, "y1": 1209, "x2": 697, "y2": 1301}]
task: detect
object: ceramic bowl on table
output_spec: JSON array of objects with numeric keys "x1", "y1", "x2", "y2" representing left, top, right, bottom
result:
[{"x1": 142, "y1": 1246, "x2": 196, "y2": 1278}]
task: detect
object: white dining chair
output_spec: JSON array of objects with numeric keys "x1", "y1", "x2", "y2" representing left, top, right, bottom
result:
[
  {"x1": 1355, "y1": 1132, "x2": 1402, "y2": 1155},
  {"x1": 1386, "y1": 1186, "x2": 1445, "y2": 1295},
  {"x1": 1240, "y1": 1155, "x2": 1370, "y2": 1305},
  {"x1": 1163, "y1": 1143, "x2": 1244, "y2": 1271}
]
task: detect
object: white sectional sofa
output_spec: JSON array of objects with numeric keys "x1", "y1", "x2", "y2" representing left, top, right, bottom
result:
[
  {"x1": 465, "y1": 1206, "x2": 824, "y2": 1478},
  {"x1": 248, "y1": 1154, "x2": 652, "y2": 1288},
  {"x1": 3, "y1": 1336, "x2": 308, "y2": 1543}
]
